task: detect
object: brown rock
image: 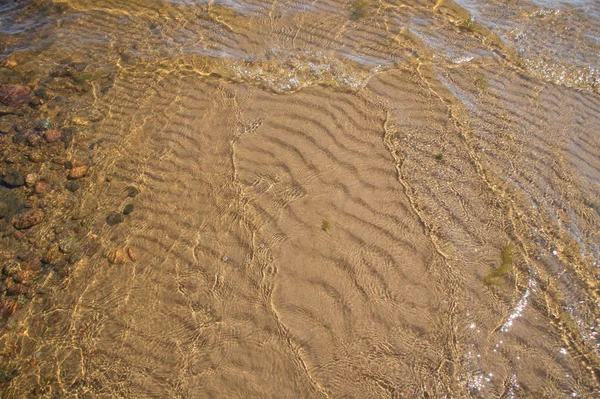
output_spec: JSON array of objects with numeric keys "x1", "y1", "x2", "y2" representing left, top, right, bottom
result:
[
  {"x1": 43, "y1": 129, "x2": 61, "y2": 143},
  {"x1": 42, "y1": 244, "x2": 61, "y2": 265},
  {"x1": 25, "y1": 173, "x2": 38, "y2": 187},
  {"x1": 26, "y1": 133, "x2": 42, "y2": 146},
  {"x1": 68, "y1": 164, "x2": 88, "y2": 180},
  {"x1": 108, "y1": 248, "x2": 127, "y2": 264},
  {"x1": 12, "y1": 231, "x2": 24, "y2": 241},
  {"x1": 5, "y1": 279, "x2": 24, "y2": 296},
  {"x1": 0, "y1": 84, "x2": 32, "y2": 107},
  {"x1": 1, "y1": 300, "x2": 18, "y2": 319},
  {"x1": 13, "y1": 270, "x2": 33, "y2": 284},
  {"x1": 12, "y1": 209, "x2": 43, "y2": 230},
  {"x1": 21, "y1": 258, "x2": 42, "y2": 272},
  {"x1": 127, "y1": 247, "x2": 136, "y2": 262},
  {"x1": 27, "y1": 151, "x2": 43, "y2": 163},
  {"x1": 34, "y1": 181, "x2": 50, "y2": 194}
]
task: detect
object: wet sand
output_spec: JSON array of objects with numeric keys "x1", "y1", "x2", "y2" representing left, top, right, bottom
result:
[{"x1": 0, "y1": 0, "x2": 599, "y2": 397}]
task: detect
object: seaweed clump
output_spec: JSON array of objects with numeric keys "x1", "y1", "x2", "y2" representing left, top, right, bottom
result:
[{"x1": 483, "y1": 244, "x2": 514, "y2": 285}]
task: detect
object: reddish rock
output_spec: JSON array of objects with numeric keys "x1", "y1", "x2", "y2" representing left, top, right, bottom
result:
[
  {"x1": 68, "y1": 164, "x2": 88, "y2": 179},
  {"x1": 12, "y1": 231, "x2": 24, "y2": 241},
  {"x1": 12, "y1": 209, "x2": 43, "y2": 230},
  {"x1": 0, "y1": 84, "x2": 31, "y2": 106},
  {"x1": 127, "y1": 247, "x2": 136, "y2": 262},
  {"x1": 43, "y1": 129, "x2": 61, "y2": 143},
  {"x1": 26, "y1": 132, "x2": 42, "y2": 146}
]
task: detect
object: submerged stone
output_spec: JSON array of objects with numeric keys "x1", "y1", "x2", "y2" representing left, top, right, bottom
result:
[
  {"x1": 12, "y1": 209, "x2": 43, "y2": 230},
  {"x1": 1, "y1": 171, "x2": 25, "y2": 188},
  {"x1": 106, "y1": 213, "x2": 124, "y2": 226},
  {"x1": 0, "y1": 84, "x2": 32, "y2": 107}
]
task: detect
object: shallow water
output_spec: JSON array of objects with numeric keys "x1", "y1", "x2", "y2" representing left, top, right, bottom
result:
[{"x1": 0, "y1": 0, "x2": 599, "y2": 397}]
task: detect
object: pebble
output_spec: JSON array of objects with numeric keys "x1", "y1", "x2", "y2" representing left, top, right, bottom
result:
[
  {"x1": 42, "y1": 245, "x2": 62, "y2": 265},
  {"x1": 108, "y1": 248, "x2": 127, "y2": 264},
  {"x1": 68, "y1": 164, "x2": 89, "y2": 180},
  {"x1": 123, "y1": 204, "x2": 134, "y2": 215},
  {"x1": 0, "y1": 84, "x2": 32, "y2": 107},
  {"x1": 127, "y1": 247, "x2": 136, "y2": 261},
  {"x1": 59, "y1": 240, "x2": 77, "y2": 257},
  {"x1": 21, "y1": 258, "x2": 42, "y2": 272},
  {"x1": 0, "y1": 220, "x2": 15, "y2": 237},
  {"x1": 36, "y1": 119, "x2": 53, "y2": 131},
  {"x1": 43, "y1": 129, "x2": 61, "y2": 143},
  {"x1": 27, "y1": 151, "x2": 43, "y2": 163},
  {"x1": 127, "y1": 186, "x2": 140, "y2": 197},
  {"x1": 106, "y1": 213, "x2": 124, "y2": 226},
  {"x1": 34, "y1": 181, "x2": 50, "y2": 195},
  {"x1": 26, "y1": 133, "x2": 42, "y2": 146},
  {"x1": 1, "y1": 171, "x2": 25, "y2": 188},
  {"x1": 12, "y1": 209, "x2": 43, "y2": 230},
  {"x1": 65, "y1": 180, "x2": 80, "y2": 192},
  {"x1": 25, "y1": 173, "x2": 38, "y2": 187}
]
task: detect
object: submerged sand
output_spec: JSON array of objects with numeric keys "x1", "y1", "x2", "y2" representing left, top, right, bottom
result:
[{"x1": 0, "y1": 0, "x2": 599, "y2": 397}]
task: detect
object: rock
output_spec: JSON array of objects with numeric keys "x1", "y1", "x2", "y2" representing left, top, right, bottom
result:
[
  {"x1": 33, "y1": 88, "x2": 48, "y2": 100},
  {"x1": 35, "y1": 119, "x2": 53, "y2": 131},
  {"x1": 123, "y1": 204, "x2": 134, "y2": 215},
  {"x1": 106, "y1": 213, "x2": 123, "y2": 226},
  {"x1": 65, "y1": 180, "x2": 80, "y2": 192},
  {"x1": 0, "y1": 84, "x2": 32, "y2": 107},
  {"x1": 0, "y1": 202, "x2": 9, "y2": 219},
  {"x1": 12, "y1": 209, "x2": 43, "y2": 230},
  {"x1": 21, "y1": 258, "x2": 42, "y2": 272},
  {"x1": 43, "y1": 129, "x2": 61, "y2": 143},
  {"x1": 0, "y1": 220, "x2": 15, "y2": 237},
  {"x1": 126, "y1": 186, "x2": 139, "y2": 197},
  {"x1": 34, "y1": 181, "x2": 50, "y2": 195},
  {"x1": 27, "y1": 151, "x2": 44, "y2": 163},
  {"x1": 26, "y1": 132, "x2": 42, "y2": 146},
  {"x1": 108, "y1": 248, "x2": 127, "y2": 264},
  {"x1": 25, "y1": 173, "x2": 38, "y2": 187},
  {"x1": 42, "y1": 245, "x2": 62, "y2": 265},
  {"x1": 5, "y1": 279, "x2": 24, "y2": 296},
  {"x1": 59, "y1": 237, "x2": 77, "y2": 254},
  {"x1": 1, "y1": 300, "x2": 18, "y2": 319},
  {"x1": 127, "y1": 247, "x2": 136, "y2": 262},
  {"x1": 67, "y1": 164, "x2": 88, "y2": 180},
  {"x1": 61, "y1": 127, "x2": 76, "y2": 144},
  {"x1": 13, "y1": 270, "x2": 33, "y2": 284},
  {"x1": 1, "y1": 171, "x2": 25, "y2": 188},
  {"x1": 12, "y1": 131, "x2": 27, "y2": 145},
  {"x1": 28, "y1": 98, "x2": 43, "y2": 108},
  {"x1": 3, "y1": 263, "x2": 19, "y2": 277}
]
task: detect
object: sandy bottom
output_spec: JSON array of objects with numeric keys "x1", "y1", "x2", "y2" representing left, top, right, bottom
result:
[{"x1": 0, "y1": 0, "x2": 599, "y2": 397}]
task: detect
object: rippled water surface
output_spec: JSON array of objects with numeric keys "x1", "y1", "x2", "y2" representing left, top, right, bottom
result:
[{"x1": 0, "y1": 0, "x2": 599, "y2": 397}]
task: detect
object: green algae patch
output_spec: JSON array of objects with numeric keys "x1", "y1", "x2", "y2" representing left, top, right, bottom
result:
[
  {"x1": 321, "y1": 220, "x2": 330, "y2": 232},
  {"x1": 484, "y1": 244, "x2": 514, "y2": 285},
  {"x1": 350, "y1": 0, "x2": 369, "y2": 21}
]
